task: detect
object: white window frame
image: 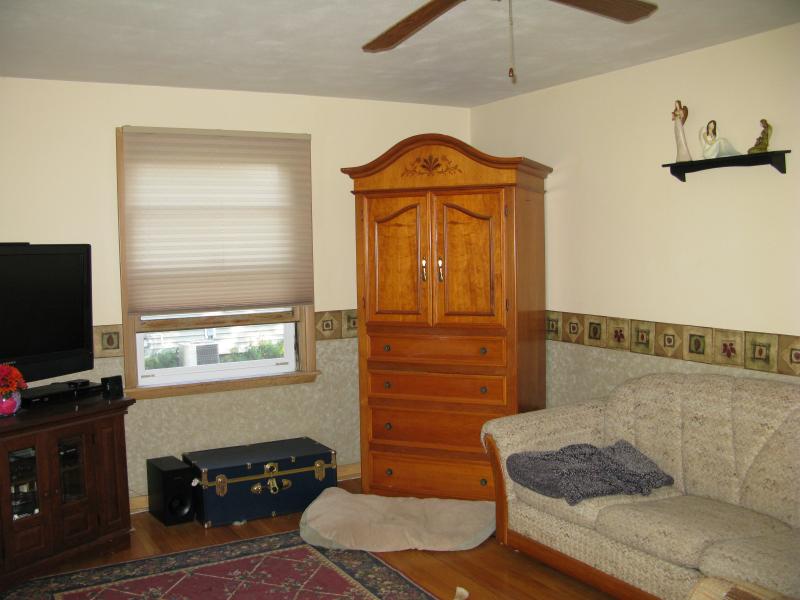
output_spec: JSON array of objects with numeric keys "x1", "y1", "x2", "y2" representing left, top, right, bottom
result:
[
  {"x1": 135, "y1": 320, "x2": 297, "y2": 387},
  {"x1": 121, "y1": 305, "x2": 316, "y2": 399}
]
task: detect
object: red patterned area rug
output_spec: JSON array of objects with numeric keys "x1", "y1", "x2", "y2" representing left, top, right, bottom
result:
[{"x1": 5, "y1": 531, "x2": 435, "y2": 599}]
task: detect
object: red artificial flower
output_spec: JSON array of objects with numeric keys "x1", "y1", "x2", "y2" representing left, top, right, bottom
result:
[{"x1": 0, "y1": 365, "x2": 28, "y2": 395}]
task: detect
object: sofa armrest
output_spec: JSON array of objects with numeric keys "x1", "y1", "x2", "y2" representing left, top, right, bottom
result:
[
  {"x1": 482, "y1": 402, "x2": 606, "y2": 506},
  {"x1": 482, "y1": 401, "x2": 606, "y2": 457}
]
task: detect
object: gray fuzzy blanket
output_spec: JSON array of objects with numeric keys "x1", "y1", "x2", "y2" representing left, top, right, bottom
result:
[{"x1": 507, "y1": 440, "x2": 674, "y2": 505}]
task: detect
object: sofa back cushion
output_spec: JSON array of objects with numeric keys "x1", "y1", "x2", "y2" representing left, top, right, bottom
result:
[
  {"x1": 604, "y1": 373, "x2": 799, "y2": 527},
  {"x1": 732, "y1": 378, "x2": 800, "y2": 528}
]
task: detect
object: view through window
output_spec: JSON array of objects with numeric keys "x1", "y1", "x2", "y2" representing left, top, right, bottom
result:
[{"x1": 136, "y1": 309, "x2": 297, "y2": 386}]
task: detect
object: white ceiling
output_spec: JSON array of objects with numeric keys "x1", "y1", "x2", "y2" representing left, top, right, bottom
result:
[{"x1": 1, "y1": 0, "x2": 799, "y2": 107}]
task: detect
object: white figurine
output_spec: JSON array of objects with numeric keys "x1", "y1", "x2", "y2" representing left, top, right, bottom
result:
[
  {"x1": 671, "y1": 100, "x2": 692, "y2": 162},
  {"x1": 699, "y1": 120, "x2": 739, "y2": 159}
]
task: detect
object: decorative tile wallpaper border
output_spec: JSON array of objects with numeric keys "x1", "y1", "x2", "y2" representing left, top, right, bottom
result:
[
  {"x1": 546, "y1": 311, "x2": 800, "y2": 377},
  {"x1": 315, "y1": 309, "x2": 358, "y2": 341},
  {"x1": 92, "y1": 311, "x2": 357, "y2": 358},
  {"x1": 99, "y1": 310, "x2": 796, "y2": 377},
  {"x1": 93, "y1": 324, "x2": 124, "y2": 357}
]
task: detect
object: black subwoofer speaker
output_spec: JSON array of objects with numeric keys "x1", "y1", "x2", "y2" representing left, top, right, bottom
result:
[{"x1": 146, "y1": 456, "x2": 195, "y2": 526}]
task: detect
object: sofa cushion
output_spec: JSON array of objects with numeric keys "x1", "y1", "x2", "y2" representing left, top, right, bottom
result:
[
  {"x1": 513, "y1": 481, "x2": 682, "y2": 529},
  {"x1": 603, "y1": 374, "x2": 800, "y2": 525},
  {"x1": 698, "y1": 529, "x2": 800, "y2": 598},
  {"x1": 732, "y1": 381, "x2": 800, "y2": 528},
  {"x1": 603, "y1": 374, "x2": 738, "y2": 500},
  {"x1": 595, "y1": 495, "x2": 792, "y2": 568}
]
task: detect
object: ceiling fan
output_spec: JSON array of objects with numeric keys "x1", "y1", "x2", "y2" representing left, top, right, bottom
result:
[{"x1": 362, "y1": 0, "x2": 658, "y2": 53}]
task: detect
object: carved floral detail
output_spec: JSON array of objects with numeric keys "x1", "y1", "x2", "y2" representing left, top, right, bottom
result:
[{"x1": 402, "y1": 154, "x2": 462, "y2": 177}]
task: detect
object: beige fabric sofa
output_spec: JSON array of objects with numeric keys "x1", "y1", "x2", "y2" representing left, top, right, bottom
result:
[{"x1": 482, "y1": 373, "x2": 800, "y2": 600}]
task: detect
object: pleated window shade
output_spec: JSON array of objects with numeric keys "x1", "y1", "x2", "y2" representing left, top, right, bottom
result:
[{"x1": 119, "y1": 128, "x2": 313, "y2": 315}]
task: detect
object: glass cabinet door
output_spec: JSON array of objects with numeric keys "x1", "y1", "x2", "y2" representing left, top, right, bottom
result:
[
  {"x1": 2, "y1": 434, "x2": 52, "y2": 569},
  {"x1": 58, "y1": 436, "x2": 86, "y2": 503},
  {"x1": 52, "y1": 425, "x2": 97, "y2": 549},
  {"x1": 9, "y1": 446, "x2": 40, "y2": 521}
]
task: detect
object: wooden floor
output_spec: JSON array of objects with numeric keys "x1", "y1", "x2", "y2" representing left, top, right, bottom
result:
[{"x1": 38, "y1": 480, "x2": 611, "y2": 600}]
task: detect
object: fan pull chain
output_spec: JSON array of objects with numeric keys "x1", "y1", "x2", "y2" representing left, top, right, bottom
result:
[{"x1": 508, "y1": 0, "x2": 517, "y2": 83}]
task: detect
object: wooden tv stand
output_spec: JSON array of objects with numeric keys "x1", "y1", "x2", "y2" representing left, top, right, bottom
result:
[{"x1": 0, "y1": 394, "x2": 135, "y2": 589}]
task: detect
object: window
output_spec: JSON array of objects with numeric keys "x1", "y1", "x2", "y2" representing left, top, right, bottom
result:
[
  {"x1": 136, "y1": 308, "x2": 296, "y2": 387},
  {"x1": 116, "y1": 127, "x2": 316, "y2": 398}
]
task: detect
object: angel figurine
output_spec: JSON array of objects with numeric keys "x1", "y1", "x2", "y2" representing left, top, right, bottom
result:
[
  {"x1": 671, "y1": 100, "x2": 692, "y2": 162},
  {"x1": 699, "y1": 120, "x2": 739, "y2": 159},
  {"x1": 748, "y1": 119, "x2": 772, "y2": 154}
]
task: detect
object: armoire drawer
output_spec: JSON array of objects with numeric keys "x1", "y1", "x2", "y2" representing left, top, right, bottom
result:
[
  {"x1": 369, "y1": 406, "x2": 499, "y2": 451},
  {"x1": 368, "y1": 333, "x2": 506, "y2": 367},
  {"x1": 368, "y1": 370, "x2": 506, "y2": 406},
  {"x1": 370, "y1": 452, "x2": 494, "y2": 500}
]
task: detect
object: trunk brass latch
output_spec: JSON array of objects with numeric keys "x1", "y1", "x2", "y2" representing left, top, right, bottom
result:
[
  {"x1": 215, "y1": 474, "x2": 228, "y2": 497},
  {"x1": 265, "y1": 477, "x2": 293, "y2": 495}
]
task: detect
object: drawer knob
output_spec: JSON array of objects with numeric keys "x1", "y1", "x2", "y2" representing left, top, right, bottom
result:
[
  {"x1": 480, "y1": 478, "x2": 488, "y2": 486},
  {"x1": 383, "y1": 344, "x2": 392, "y2": 352},
  {"x1": 386, "y1": 468, "x2": 393, "y2": 476},
  {"x1": 384, "y1": 422, "x2": 393, "y2": 431},
  {"x1": 384, "y1": 381, "x2": 392, "y2": 389},
  {"x1": 480, "y1": 386, "x2": 488, "y2": 394},
  {"x1": 479, "y1": 346, "x2": 488, "y2": 355}
]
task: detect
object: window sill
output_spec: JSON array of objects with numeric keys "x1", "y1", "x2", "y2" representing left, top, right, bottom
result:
[{"x1": 124, "y1": 370, "x2": 320, "y2": 401}]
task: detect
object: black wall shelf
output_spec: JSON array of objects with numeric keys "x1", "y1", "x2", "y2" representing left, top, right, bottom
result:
[{"x1": 662, "y1": 150, "x2": 791, "y2": 181}]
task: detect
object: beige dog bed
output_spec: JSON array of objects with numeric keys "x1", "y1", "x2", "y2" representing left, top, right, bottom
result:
[{"x1": 300, "y1": 487, "x2": 495, "y2": 552}]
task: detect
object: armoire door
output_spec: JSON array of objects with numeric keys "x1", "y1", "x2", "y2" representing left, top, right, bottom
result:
[
  {"x1": 432, "y1": 189, "x2": 505, "y2": 327},
  {"x1": 364, "y1": 192, "x2": 432, "y2": 325}
]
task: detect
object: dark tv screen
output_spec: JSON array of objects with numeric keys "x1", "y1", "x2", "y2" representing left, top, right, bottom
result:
[{"x1": 0, "y1": 244, "x2": 93, "y2": 382}]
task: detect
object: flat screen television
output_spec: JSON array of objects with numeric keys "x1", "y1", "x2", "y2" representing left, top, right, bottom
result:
[{"x1": 0, "y1": 243, "x2": 93, "y2": 382}]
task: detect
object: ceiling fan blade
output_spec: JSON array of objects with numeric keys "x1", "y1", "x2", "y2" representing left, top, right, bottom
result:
[
  {"x1": 549, "y1": 0, "x2": 657, "y2": 23},
  {"x1": 362, "y1": 0, "x2": 467, "y2": 53}
]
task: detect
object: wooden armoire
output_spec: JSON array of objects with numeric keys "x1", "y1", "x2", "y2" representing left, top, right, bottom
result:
[{"x1": 342, "y1": 134, "x2": 551, "y2": 500}]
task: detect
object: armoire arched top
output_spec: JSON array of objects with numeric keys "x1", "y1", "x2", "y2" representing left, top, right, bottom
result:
[{"x1": 341, "y1": 133, "x2": 552, "y2": 192}]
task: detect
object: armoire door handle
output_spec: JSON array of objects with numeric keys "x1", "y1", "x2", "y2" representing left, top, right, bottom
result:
[
  {"x1": 421, "y1": 258, "x2": 428, "y2": 282},
  {"x1": 437, "y1": 257, "x2": 444, "y2": 282}
]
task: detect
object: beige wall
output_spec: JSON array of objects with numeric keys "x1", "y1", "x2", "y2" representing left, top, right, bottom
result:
[
  {"x1": 0, "y1": 77, "x2": 470, "y2": 321},
  {"x1": 471, "y1": 24, "x2": 800, "y2": 335}
]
